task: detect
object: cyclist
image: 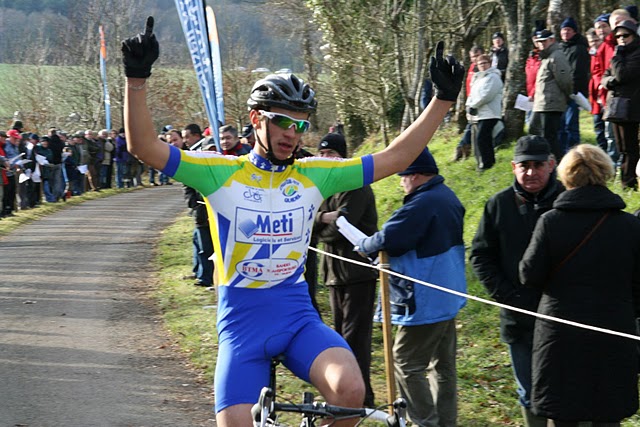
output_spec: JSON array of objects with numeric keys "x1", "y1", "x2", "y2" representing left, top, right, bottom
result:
[{"x1": 122, "y1": 17, "x2": 464, "y2": 427}]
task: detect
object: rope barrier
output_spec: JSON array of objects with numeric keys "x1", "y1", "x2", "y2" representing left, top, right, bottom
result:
[{"x1": 308, "y1": 246, "x2": 640, "y2": 342}]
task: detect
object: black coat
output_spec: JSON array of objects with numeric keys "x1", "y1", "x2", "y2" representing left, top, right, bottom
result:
[
  {"x1": 314, "y1": 186, "x2": 378, "y2": 286},
  {"x1": 561, "y1": 33, "x2": 591, "y2": 97},
  {"x1": 602, "y1": 38, "x2": 640, "y2": 123},
  {"x1": 470, "y1": 178, "x2": 563, "y2": 343},
  {"x1": 519, "y1": 185, "x2": 640, "y2": 421}
]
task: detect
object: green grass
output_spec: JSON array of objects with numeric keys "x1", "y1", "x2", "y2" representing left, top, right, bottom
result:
[{"x1": 154, "y1": 111, "x2": 640, "y2": 426}]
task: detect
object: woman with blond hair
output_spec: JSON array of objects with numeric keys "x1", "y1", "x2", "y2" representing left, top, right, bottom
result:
[{"x1": 519, "y1": 144, "x2": 640, "y2": 426}]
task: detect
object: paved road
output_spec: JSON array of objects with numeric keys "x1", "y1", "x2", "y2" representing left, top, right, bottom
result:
[{"x1": 0, "y1": 186, "x2": 216, "y2": 427}]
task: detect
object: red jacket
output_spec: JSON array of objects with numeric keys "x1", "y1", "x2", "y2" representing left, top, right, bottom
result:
[
  {"x1": 590, "y1": 33, "x2": 616, "y2": 114},
  {"x1": 525, "y1": 50, "x2": 541, "y2": 98},
  {"x1": 465, "y1": 66, "x2": 476, "y2": 96}
]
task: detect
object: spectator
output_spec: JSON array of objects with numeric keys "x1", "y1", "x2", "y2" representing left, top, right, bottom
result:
[
  {"x1": 602, "y1": 20, "x2": 640, "y2": 190},
  {"x1": 490, "y1": 31, "x2": 509, "y2": 80},
  {"x1": 35, "y1": 136, "x2": 55, "y2": 203},
  {"x1": 529, "y1": 29, "x2": 573, "y2": 161},
  {"x1": 167, "y1": 129, "x2": 184, "y2": 150},
  {"x1": 526, "y1": 21, "x2": 547, "y2": 102},
  {"x1": 418, "y1": 78, "x2": 433, "y2": 111},
  {"x1": 66, "y1": 134, "x2": 85, "y2": 196},
  {"x1": 558, "y1": 17, "x2": 591, "y2": 152},
  {"x1": 470, "y1": 136, "x2": 563, "y2": 427},
  {"x1": 218, "y1": 125, "x2": 251, "y2": 156},
  {"x1": 519, "y1": 144, "x2": 640, "y2": 427},
  {"x1": 114, "y1": 128, "x2": 129, "y2": 188},
  {"x1": 0, "y1": 131, "x2": 9, "y2": 216},
  {"x1": 47, "y1": 128, "x2": 65, "y2": 202},
  {"x1": 357, "y1": 148, "x2": 467, "y2": 427},
  {"x1": 240, "y1": 124, "x2": 255, "y2": 148},
  {"x1": 85, "y1": 130, "x2": 102, "y2": 191},
  {"x1": 587, "y1": 20, "x2": 611, "y2": 157},
  {"x1": 313, "y1": 133, "x2": 378, "y2": 407},
  {"x1": 454, "y1": 46, "x2": 485, "y2": 161},
  {"x1": 181, "y1": 123, "x2": 205, "y2": 151},
  {"x1": 3, "y1": 129, "x2": 21, "y2": 216},
  {"x1": 98, "y1": 129, "x2": 114, "y2": 189},
  {"x1": 466, "y1": 53, "x2": 503, "y2": 170}
]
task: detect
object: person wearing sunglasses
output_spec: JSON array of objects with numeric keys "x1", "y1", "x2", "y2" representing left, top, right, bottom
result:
[
  {"x1": 121, "y1": 16, "x2": 464, "y2": 427},
  {"x1": 601, "y1": 20, "x2": 640, "y2": 190}
]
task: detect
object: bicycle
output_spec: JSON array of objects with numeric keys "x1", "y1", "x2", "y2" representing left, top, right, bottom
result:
[{"x1": 251, "y1": 356, "x2": 407, "y2": 427}]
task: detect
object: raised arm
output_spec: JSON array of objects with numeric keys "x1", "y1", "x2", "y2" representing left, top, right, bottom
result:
[
  {"x1": 371, "y1": 41, "x2": 464, "y2": 182},
  {"x1": 122, "y1": 17, "x2": 170, "y2": 171}
]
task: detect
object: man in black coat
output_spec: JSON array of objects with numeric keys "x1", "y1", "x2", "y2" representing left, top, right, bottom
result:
[
  {"x1": 470, "y1": 136, "x2": 563, "y2": 427},
  {"x1": 313, "y1": 133, "x2": 378, "y2": 407},
  {"x1": 559, "y1": 17, "x2": 591, "y2": 151}
]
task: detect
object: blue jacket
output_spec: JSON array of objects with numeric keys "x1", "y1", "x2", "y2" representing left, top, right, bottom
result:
[{"x1": 359, "y1": 175, "x2": 467, "y2": 325}]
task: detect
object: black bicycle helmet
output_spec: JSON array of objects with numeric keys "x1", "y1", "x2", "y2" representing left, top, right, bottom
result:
[{"x1": 247, "y1": 73, "x2": 317, "y2": 113}]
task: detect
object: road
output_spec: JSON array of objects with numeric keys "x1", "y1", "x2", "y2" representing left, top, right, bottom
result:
[{"x1": 0, "y1": 186, "x2": 216, "y2": 427}]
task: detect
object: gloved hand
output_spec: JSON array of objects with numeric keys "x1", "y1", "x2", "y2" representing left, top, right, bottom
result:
[
  {"x1": 429, "y1": 41, "x2": 465, "y2": 102},
  {"x1": 615, "y1": 44, "x2": 626, "y2": 55},
  {"x1": 121, "y1": 16, "x2": 160, "y2": 78}
]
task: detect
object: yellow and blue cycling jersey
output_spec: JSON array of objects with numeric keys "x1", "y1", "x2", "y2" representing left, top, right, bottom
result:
[
  {"x1": 163, "y1": 145, "x2": 374, "y2": 290},
  {"x1": 162, "y1": 146, "x2": 374, "y2": 411}
]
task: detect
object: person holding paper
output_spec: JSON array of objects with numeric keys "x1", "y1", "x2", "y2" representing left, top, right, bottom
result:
[
  {"x1": 356, "y1": 148, "x2": 466, "y2": 427},
  {"x1": 558, "y1": 17, "x2": 590, "y2": 151},
  {"x1": 313, "y1": 132, "x2": 378, "y2": 407}
]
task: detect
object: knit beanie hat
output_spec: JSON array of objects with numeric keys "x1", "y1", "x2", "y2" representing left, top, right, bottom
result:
[
  {"x1": 561, "y1": 17, "x2": 578, "y2": 31},
  {"x1": 398, "y1": 147, "x2": 439, "y2": 176},
  {"x1": 317, "y1": 133, "x2": 347, "y2": 158}
]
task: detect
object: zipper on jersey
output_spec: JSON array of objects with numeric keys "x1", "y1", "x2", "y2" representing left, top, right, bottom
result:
[{"x1": 267, "y1": 168, "x2": 275, "y2": 288}]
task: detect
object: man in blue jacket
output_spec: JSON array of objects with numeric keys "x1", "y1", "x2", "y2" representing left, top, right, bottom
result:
[{"x1": 357, "y1": 148, "x2": 466, "y2": 427}]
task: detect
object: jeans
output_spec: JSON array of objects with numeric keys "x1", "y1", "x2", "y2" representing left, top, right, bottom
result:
[
  {"x1": 592, "y1": 113, "x2": 607, "y2": 152},
  {"x1": 50, "y1": 164, "x2": 65, "y2": 201},
  {"x1": 115, "y1": 162, "x2": 126, "y2": 188},
  {"x1": 192, "y1": 226, "x2": 214, "y2": 285},
  {"x1": 457, "y1": 123, "x2": 471, "y2": 148},
  {"x1": 604, "y1": 121, "x2": 620, "y2": 165},
  {"x1": 394, "y1": 319, "x2": 457, "y2": 427},
  {"x1": 43, "y1": 180, "x2": 55, "y2": 202},
  {"x1": 558, "y1": 100, "x2": 580, "y2": 153},
  {"x1": 508, "y1": 332, "x2": 534, "y2": 408}
]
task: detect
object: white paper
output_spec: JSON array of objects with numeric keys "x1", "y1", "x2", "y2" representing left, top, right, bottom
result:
[
  {"x1": 32, "y1": 165, "x2": 41, "y2": 183},
  {"x1": 336, "y1": 216, "x2": 369, "y2": 246},
  {"x1": 35, "y1": 154, "x2": 49, "y2": 166},
  {"x1": 77, "y1": 164, "x2": 88, "y2": 174},
  {"x1": 8, "y1": 153, "x2": 24, "y2": 163},
  {"x1": 515, "y1": 94, "x2": 533, "y2": 112},
  {"x1": 570, "y1": 92, "x2": 592, "y2": 112},
  {"x1": 15, "y1": 159, "x2": 32, "y2": 166},
  {"x1": 336, "y1": 216, "x2": 379, "y2": 264},
  {"x1": 18, "y1": 172, "x2": 31, "y2": 183}
]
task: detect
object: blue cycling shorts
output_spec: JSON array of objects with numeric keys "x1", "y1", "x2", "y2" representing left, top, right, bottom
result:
[{"x1": 213, "y1": 284, "x2": 350, "y2": 413}]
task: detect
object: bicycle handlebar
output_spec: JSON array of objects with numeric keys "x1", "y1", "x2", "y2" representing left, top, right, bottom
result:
[{"x1": 251, "y1": 387, "x2": 407, "y2": 427}]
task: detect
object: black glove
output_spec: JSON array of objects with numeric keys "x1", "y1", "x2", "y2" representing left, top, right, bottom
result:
[
  {"x1": 429, "y1": 41, "x2": 465, "y2": 102},
  {"x1": 467, "y1": 107, "x2": 478, "y2": 115},
  {"x1": 615, "y1": 45, "x2": 626, "y2": 55},
  {"x1": 121, "y1": 16, "x2": 160, "y2": 78}
]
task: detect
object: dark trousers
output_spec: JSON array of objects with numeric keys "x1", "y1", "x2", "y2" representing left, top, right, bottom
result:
[
  {"x1": 471, "y1": 119, "x2": 498, "y2": 170},
  {"x1": 2, "y1": 175, "x2": 16, "y2": 215},
  {"x1": 549, "y1": 421, "x2": 620, "y2": 427},
  {"x1": 329, "y1": 280, "x2": 377, "y2": 406},
  {"x1": 612, "y1": 122, "x2": 639, "y2": 190},
  {"x1": 192, "y1": 226, "x2": 214, "y2": 285},
  {"x1": 529, "y1": 111, "x2": 563, "y2": 161}
]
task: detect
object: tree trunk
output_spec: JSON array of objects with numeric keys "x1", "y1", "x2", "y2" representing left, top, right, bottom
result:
[
  {"x1": 547, "y1": 0, "x2": 580, "y2": 33},
  {"x1": 500, "y1": 0, "x2": 530, "y2": 142}
]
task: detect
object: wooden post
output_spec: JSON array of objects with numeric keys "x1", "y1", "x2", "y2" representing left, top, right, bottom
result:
[{"x1": 378, "y1": 251, "x2": 395, "y2": 413}]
